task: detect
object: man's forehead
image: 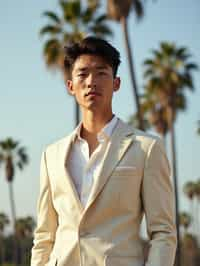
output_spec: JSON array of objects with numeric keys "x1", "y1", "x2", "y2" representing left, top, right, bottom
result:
[{"x1": 73, "y1": 54, "x2": 110, "y2": 71}]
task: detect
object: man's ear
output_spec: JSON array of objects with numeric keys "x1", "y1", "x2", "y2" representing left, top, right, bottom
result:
[
  {"x1": 67, "y1": 80, "x2": 75, "y2": 95},
  {"x1": 113, "y1": 77, "x2": 120, "y2": 92}
]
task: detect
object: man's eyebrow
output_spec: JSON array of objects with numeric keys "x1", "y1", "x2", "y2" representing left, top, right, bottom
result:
[
  {"x1": 75, "y1": 65, "x2": 109, "y2": 72},
  {"x1": 75, "y1": 67, "x2": 88, "y2": 72},
  {"x1": 96, "y1": 65, "x2": 109, "y2": 70}
]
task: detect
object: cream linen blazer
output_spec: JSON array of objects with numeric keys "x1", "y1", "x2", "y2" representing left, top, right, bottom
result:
[{"x1": 31, "y1": 119, "x2": 177, "y2": 266}]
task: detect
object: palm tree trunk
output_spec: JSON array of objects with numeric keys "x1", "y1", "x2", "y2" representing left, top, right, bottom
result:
[
  {"x1": 197, "y1": 199, "x2": 200, "y2": 244},
  {"x1": 8, "y1": 182, "x2": 16, "y2": 226},
  {"x1": 75, "y1": 100, "x2": 80, "y2": 126},
  {"x1": 195, "y1": 197, "x2": 199, "y2": 241},
  {"x1": 120, "y1": 16, "x2": 143, "y2": 130},
  {"x1": 170, "y1": 122, "x2": 181, "y2": 266},
  {"x1": 0, "y1": 234, "x2": 5, "y2": 266},
  {"x1": 8, "y1": 182, "x2": 17, "y2": 266},
  {"x1": 190, "y1": 199, "x2": 195, "y2": 232}
]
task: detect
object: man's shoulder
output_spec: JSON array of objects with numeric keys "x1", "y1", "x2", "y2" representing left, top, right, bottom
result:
[
  {"x1": 119, "y1": 119, "x2": 164, "y2": 150},
  {"x1": 44, "y1": 132, "x2": 74, "y2": 154}
]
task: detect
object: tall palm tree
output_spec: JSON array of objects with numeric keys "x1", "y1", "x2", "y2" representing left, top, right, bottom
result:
[
  {"x1": 40, "y1": 0, "x2": 112, "y2": 126},
  {"x1": 140, "y1": 92, "x2": 170, "y2": 144},
  {"x1": 139, "y1": 88, "x2": 189, "y2": 150},
  {"x1": 181, "y1": 233, "x2": 199, "y2": 266},
  {"x1": 183, "y1": 181, "x2": 196, "y2": 200},
  {"x1": 0, "y1": 138, "x2": 29, "y2": 228},
  {"x1": 107, "y1": 0, "x2": 150, "y2": 130},
  {"x1": 0, "y1": 213, "x2": 9, "y2": 265},
  {"x1": 143, "y1": 42, "x2": 198, "y2": 266},
  {"x1": 15, "y1": 216, "x2": 35, "y2": 239},
  {"x1": 197, "y1": 120, "x2": 200, "y2": 135},
  {"x1": 128, "y1": 92, "x2": 169, "y2": 146},
  {"x1": 194, "y1": 179, "x2": 200, "y2": 242},
  {"x1": 183, "y1": 181, "x2": 197, "y2": 234},
  {"x1": 179, "y1": 212, "x2": 192, "y2": 235},
  {"x1": 15, "y1": 216, "x2": 36, "y2": 265}
]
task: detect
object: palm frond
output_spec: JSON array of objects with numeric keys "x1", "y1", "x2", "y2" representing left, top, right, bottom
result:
[
  {"x1": 17, "y1": 147, "x2": 29, "y2": 164},
  {"x1": 185, "y1": 63, "x2": 198, "y2": 71},
  {"x1": 90, "y1": 24, "x2": 112, "y2": 37},
  {"x1": 197, "y1": 120, "x2": 200, "y2": 135},
  {"x1": 43, "y1": 38, "x2": 62, "y2": 66},
  {"x1": 43, "y1": 11, "x2": 61, "y2": 24},
  {"x1": 144, "y1": 69, "x2": 154, "y2": 78},
  {"x1": 82, "y1": 7, "x2": 93, "y2": 23},
  {"x1": 40, "y1": 25, "x2": 62, "y2": 36},
  {"x1": 60, "y1": 0, "x2": 81, "y2": 23},
  {"x1": 17, "y1": 161, "x2": 23, "y2": 170},
  {"x1": 132, "y1": 0, "x2": 144, "y2": 20},
  {"x1": 95, "y1": 14, "x2": 108, "y2": 24},
  {"x1": 182, "y1": 73, "x2": 194, "y2": 90},
  {"x1": 87, "y1": 0, "x2": 99, "y2": 10}
]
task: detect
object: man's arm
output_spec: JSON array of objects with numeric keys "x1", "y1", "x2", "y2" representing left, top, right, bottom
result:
[
  {"x1": 31, "y1": 151, "x2": 58, "y2": 266},
  {"x1": 142, "y1": 138, "x2": 177, "y2": 266}
]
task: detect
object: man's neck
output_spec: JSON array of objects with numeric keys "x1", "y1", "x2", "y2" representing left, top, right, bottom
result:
[
  {"x1": 81, "y1": 110, "x2": 114, "y2": 136},
  {"x1": 80, "y1": 110, "x2": 114, "y2": 155}
]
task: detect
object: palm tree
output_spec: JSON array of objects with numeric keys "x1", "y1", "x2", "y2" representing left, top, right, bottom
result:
[
  {"x1": 0, "y1": 138, "x2": 29, "y2": 228},
  {"x1": 15, "y1": 216, "x2": 36, "y2": 265},
  {"x1": 107, "y1": 0, "x2": 151, "y2": 130},
  {"x1": 15, "y1": 216, "x2": 35, "y2": 239},
  {"x1": 194, "y1": 179, "x2": 200, "y2": 242},
  {"x1": 40, "y1": 0, "x2": 112, "y2": 125},
  {"x1": 0, "y1": 213, "x2": 10, "y2": 265},
  {"x1": 183, "y1": 181, "x2": 196, "y2": 229},
  {"x1": 140, "y1": 92, "x2": 170, "y2": 143},
  {"x1": 143, "y1": 42, "x2": 198, "y2": 266},
  {"x1": 183, "y1": 181, "x2": 196, "y2": 201},
  {"x1": 197, "y1": 120, "x2": 200, "y2": 135},
  {"x1": 179, "y1": 212, "x2": 192, "y2": 235},
  {"x1": 181, "y1": 233, "x2": 199, "y2": 266},
  {"x1": 128, "y1": 111, "x2": 150, "y2": 131}
]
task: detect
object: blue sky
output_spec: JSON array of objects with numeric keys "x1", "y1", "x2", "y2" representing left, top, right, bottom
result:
[{"x1": 0, "y1": 0, "x2": 200, "y2": 230}]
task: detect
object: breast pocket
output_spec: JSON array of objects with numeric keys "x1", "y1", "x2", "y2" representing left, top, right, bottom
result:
[
  {"x1": 104, "y1": 256, "x2": 143, "y2": 266},
  {"x1": 110, "y1": 167, "x2": 142, "y2": 211},
  {"x1": 112, "y1": 166, "x2": 137, "y2": 177}
]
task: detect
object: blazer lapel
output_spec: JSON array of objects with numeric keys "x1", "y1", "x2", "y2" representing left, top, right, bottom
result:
[
  {"x1": 85, "y1": 120, "x2": 134, "y2": 210},
  {"x1": 58, "y1": 133, "x2": 84, "y2": 213}
]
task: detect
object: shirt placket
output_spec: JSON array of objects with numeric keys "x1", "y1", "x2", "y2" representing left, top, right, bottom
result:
[{"x1": 80, "y1": 140, "x2": 104, "y2": 206}]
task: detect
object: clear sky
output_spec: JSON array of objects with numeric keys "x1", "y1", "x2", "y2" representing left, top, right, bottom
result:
[{"x1": 0, "y1": 0, "x2": 200, "y2": 231}]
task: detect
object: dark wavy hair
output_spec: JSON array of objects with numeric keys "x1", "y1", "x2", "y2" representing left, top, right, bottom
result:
[{"x1": 64, "y1": 36, "x2": 121, "y2": 78}]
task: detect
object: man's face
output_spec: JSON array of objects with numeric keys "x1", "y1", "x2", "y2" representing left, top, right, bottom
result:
[{"x1": 67, "y1": 54, "x2": 120, "y2": 112}]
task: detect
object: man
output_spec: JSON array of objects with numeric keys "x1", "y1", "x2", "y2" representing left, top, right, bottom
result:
[{"x1": 31, "y1": 37, "x2": 177, "y2": 266}]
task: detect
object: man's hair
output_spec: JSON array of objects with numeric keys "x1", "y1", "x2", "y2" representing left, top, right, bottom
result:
[{"x1": 63, "y1": 36, "x2": 121, "y2": 78}]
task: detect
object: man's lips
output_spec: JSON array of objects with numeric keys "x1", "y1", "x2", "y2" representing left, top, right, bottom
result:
[{"x1": 85, "y1": 91, "x2": 101, "y2": 97}]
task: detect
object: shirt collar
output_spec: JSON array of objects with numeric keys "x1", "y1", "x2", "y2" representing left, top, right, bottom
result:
[{"x1": 72, "y1": 115, "x2": 118, "y2": 143}]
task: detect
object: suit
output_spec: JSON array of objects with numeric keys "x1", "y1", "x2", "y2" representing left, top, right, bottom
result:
[{"x1": 31, "y1": 119, "x2": 177, "y2": 266}]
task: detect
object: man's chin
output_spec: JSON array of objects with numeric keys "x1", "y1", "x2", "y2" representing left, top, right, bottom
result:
[{"x1": 83, "y1": 102, "x2": 102, "y2": 111}]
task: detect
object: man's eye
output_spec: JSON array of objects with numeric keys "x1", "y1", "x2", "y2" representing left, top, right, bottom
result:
[
  {"x1": 77, "y1": 73, "x2": 86, "y2": 77},
  {"x1": 98, "y1": 71, "x2": 106, "y2": 75}
]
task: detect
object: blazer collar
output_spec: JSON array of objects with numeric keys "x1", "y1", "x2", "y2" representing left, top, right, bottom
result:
[{"x1": 59, "y1": 119, "x2": 135, "y2": 215}]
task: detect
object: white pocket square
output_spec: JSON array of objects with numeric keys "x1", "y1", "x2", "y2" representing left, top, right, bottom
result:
[{"x1": 115, "y1": 166, "x2": 137, "y2": 171}]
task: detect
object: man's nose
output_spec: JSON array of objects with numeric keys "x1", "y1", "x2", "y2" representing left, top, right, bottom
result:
[{"x1": 86, "y1": 73, "x2": 97, "y2": 88}]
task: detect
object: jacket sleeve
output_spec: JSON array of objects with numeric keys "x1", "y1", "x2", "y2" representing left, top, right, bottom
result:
[
  {"x1": 31, "y1": 151, "x2": 58, "y2": 266},
  {"x1": 142, "y1": 138, "x2": 177, "y2": 266}
]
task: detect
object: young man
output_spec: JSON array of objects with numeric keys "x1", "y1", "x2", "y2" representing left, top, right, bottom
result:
[{"x1": 31, "y1": 37, "x2": 177, "y2": 266}]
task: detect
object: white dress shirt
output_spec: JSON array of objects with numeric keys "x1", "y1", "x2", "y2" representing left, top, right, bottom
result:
[{"x1": 67, "y1": 115, "x2": 118, "y2": 207}]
